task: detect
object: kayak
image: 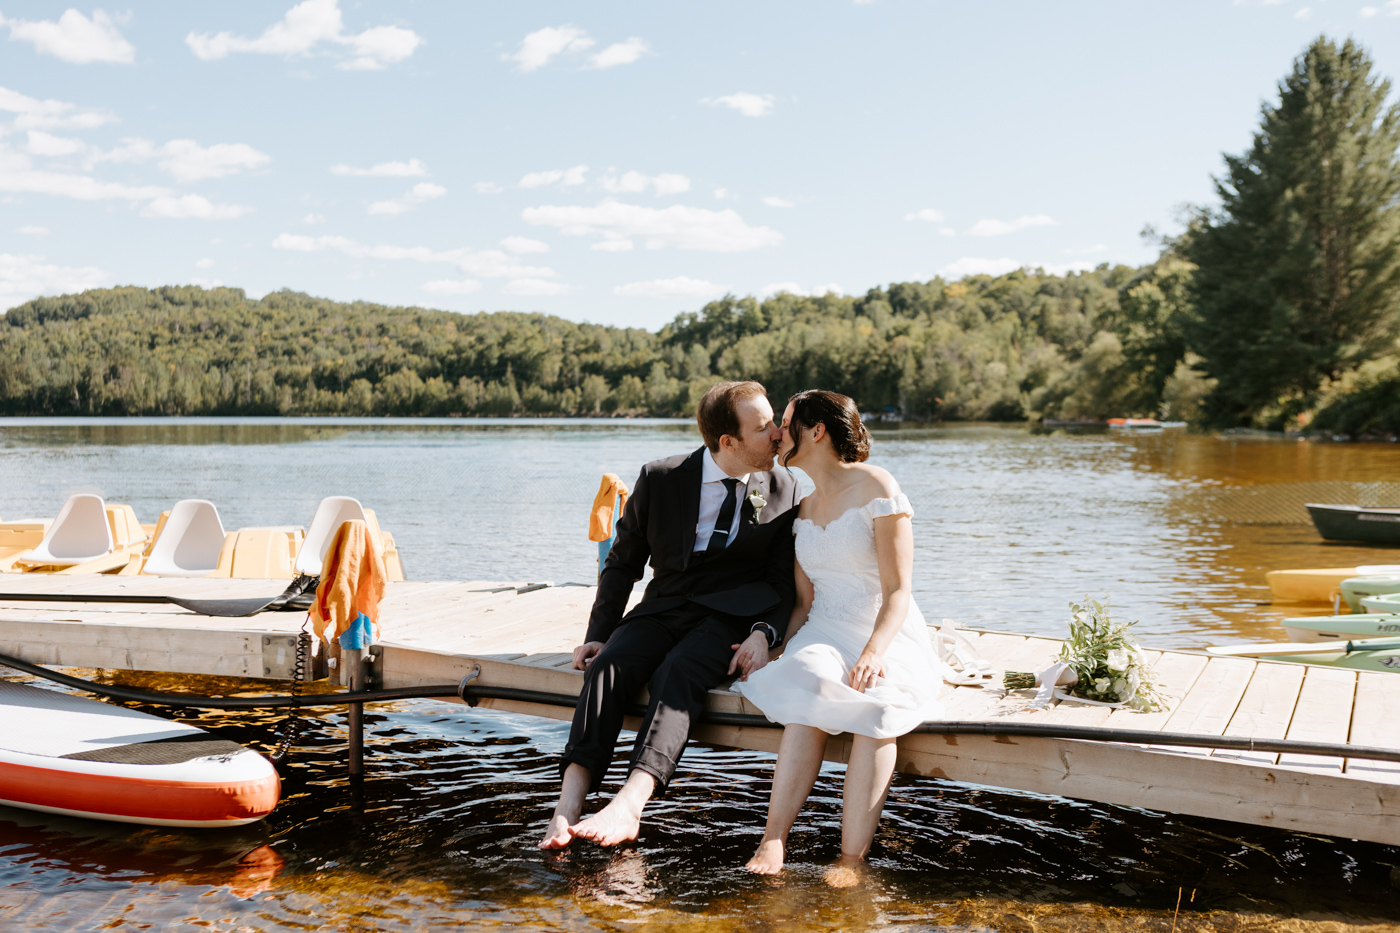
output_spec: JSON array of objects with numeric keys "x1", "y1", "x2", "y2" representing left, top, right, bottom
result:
[
  {"x1": 1340, "y1": 574, "x2": 1400, "y2": 612},
  {"x1": 0, "y1": 680, "x2": 279, "y2": 827},
  {"x1": 1208, "y1": 636, "x2": 1400, "y2": 673},
  {"x1": 1281, "y1": 612, "x2": 1400, "y2": 643},
  {"x1": 1361, "y1": 592, "x2": 1400, "y2": 614},
  {"x1": 1265, "y1": 564, "x2": 1400, "y2": 604}
]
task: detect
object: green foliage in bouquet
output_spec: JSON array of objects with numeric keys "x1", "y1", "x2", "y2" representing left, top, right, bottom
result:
[
  {"x1": 1058, "y1": 598, "x2": 1168, "y2": 710},
  {"x1": 1003, "y1": 597, "x2": 1169, "y2": 711}
]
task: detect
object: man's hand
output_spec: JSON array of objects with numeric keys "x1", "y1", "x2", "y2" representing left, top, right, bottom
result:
[
  {"x1": 572, "y1": 641, "x2": 605, "y2": 671},
  {"x1": 728, "y1": 630, "x2": 771, "y2": 681}
]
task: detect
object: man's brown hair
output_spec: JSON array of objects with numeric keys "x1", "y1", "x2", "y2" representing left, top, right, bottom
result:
[{"x1": 696, "y1": 381, "x2": 767, "y2": 452}]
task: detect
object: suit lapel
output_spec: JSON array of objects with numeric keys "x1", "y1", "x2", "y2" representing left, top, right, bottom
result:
[{"x1": 680, "y1": 447, "x2": 704, "y2": 569}]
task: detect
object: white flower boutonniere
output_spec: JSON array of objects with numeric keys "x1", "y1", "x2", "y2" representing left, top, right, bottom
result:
[{"x1": 747, "y1": 490, "x2": 767, "y2": 519}]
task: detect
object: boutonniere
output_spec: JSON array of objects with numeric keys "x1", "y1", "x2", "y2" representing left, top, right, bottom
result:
[{"x1": 747, "y1": 490, "x2": 767, "y2": 519}]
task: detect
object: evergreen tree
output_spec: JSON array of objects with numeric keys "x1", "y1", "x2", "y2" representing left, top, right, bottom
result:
[{"x1": 1185, "y1": 36, "x2": 1400, "y2": 427}]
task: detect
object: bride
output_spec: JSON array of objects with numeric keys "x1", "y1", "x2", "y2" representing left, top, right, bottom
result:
[{"x1": 734, "y1": 389, "x2": 944, "y2": 879}]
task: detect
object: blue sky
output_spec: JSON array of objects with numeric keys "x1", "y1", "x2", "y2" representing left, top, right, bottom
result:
[{"x1": 3, "y1": 1, "x2": 1400, "y2": 329}]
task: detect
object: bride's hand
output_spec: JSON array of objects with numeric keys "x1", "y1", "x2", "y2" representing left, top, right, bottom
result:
[{"x1": 848, "y1": 649, "x2": 885, "y2": 693}]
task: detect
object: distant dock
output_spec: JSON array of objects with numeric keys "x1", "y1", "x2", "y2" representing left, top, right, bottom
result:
[{"x1": 1, "y1": 574, "x2": 1398, "y2": 845}]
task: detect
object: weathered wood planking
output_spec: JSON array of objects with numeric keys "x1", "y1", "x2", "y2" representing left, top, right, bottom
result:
[{"x1": 4, "y1": 575, "x2": 1400, "y2": 844}]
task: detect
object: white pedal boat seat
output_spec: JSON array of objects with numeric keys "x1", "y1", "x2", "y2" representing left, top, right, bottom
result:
[
  {"x1": 0, "y1": 681, "x2": 279, "y2": 827},
  {"x1": 143, "y1": 499, "x2": 227, "y2": 577}
]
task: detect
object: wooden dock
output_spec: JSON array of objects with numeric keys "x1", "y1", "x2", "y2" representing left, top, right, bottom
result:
[{"x1": 1, "y1": 574, "x2": 1399, "y2": 845}]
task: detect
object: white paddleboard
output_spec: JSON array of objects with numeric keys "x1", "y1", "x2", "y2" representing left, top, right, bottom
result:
[{"x1": 0, "y1": 680, "x2": 280, "y2": 827}]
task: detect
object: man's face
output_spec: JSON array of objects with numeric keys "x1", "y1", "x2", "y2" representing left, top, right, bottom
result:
[{"x1": 726, "y1": 395, "x2": 782, "y2": 472}]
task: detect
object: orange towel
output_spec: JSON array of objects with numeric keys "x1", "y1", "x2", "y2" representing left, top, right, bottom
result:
[
  {"x1": 588, "y1": 473, "x2": 630, "y2": 542},
  {"x1": 309, "y1": 519, "x2": 387, "y2": 645}
]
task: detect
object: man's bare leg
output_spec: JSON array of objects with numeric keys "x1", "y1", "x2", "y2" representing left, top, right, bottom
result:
[
  {"x1": 570, "y1": 769, "x2": 656, "y2": 846},
  {"x1": 538, "y1": 763, "x2": 591, "y2": 849}
]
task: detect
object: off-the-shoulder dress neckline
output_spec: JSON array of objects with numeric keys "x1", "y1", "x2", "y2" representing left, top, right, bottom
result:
[{"x1": 794, "y1": 494, "x2": 907, "y2": 531}]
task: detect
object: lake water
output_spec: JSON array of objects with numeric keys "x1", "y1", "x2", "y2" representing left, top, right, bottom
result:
[{"x1": 2, "y1": 418, "x2": 1399, "y2": 932}]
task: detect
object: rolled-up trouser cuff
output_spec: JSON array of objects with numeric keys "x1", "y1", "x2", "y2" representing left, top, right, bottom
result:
[
  {"x1": 559, "y1": 751, "x2": 610, "y2": 794},
  {"x1": 629, "y1": 744, "x2": 678, "y2": 792}
]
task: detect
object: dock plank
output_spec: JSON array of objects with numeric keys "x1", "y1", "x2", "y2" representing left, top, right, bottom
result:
[
  {"x1": 1210, "y1": 660, "x2": 1305, "y2": 765},
  {"x1": 1347, "y1": 671, "x2": 1400, "y2": 783},
  {"x1": 1158, "y1": 656, "x2": 1255, "y2": 755},
  {"x1": 1280, "y1": 666, "x2": 1355, "y2": 775}
]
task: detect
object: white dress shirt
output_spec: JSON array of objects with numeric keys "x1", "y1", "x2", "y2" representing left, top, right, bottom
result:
[{"x1": 694, "y1": 447, "x2": 749, "y2": 550}]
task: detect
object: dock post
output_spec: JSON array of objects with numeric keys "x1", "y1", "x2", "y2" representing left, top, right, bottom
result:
[{"x1": 338, "y1": 614, "x2": 376, "y2": 779}]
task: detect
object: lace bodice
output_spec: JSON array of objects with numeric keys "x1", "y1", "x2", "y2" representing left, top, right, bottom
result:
[{"x1": 794, "y1": 494, "x2": 914, "y2": 626}]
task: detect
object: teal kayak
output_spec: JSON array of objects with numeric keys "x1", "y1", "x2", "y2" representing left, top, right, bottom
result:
[
  {"x1": 1339, "y1": 574, "x2": 1400, "y2": 611},
  {"x1": 1360, "y1": 591, "x2": 1400, "y2": 613},
  {"x1": 1209, "y1": 635, "x2": 1400, "y2": 673},
  {"x1": 1283, "y1": 612, "x2": 1400, "y2": 642}
]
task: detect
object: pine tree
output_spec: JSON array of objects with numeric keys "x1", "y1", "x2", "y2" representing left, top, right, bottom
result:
[{"x1": 1185, "y1": 36, "x2": 1400, "y2": 428}]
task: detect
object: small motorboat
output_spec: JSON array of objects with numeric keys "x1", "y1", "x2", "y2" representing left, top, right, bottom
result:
[
  {"x1": 1280, "y1": 612, "x2": 1400, "y2": 643},
  {"x1": 0, "y1": 680, "x2": 279, "y2": 826},
  {"x1": 1208, "y1": 635, "x2": 1400, "y2": 673},
  {"x1": 1306, "y1": 503, "x2": 1400, "y2": 545},
  {"x1": 1265, "y1": 564, "x2": 1400, "y2": 605},
  {"x1": 1106, "y1": 418, "x2": 1186, "y2": 430}
]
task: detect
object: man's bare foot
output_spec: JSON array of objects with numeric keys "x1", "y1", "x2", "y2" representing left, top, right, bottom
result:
[
  {"x1": 744, "y1": 838, "x2": 785, "y2": 874},
  {"x1": 823, "y1": 854, "x2": 864, "y2": 888},
  {"x1": 537, "y1": 813, "x2": 575, "y2": 850},
  {"x1": 570, "y1": 796, "x2": 642, "y2": 846}
]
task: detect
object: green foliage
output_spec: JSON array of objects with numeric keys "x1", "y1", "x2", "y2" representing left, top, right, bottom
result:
[
  {"x1": 1, "y1": 269, "x2": 1162, "y2": 420},
  {"x1": 1183, "y1": 36, "x2": 1400, "y2": 429},
  {"x1": 1309, "y1": 352, "x2": 1400, "y2": 436}
]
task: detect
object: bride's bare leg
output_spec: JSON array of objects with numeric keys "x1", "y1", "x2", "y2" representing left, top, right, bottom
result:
[
  {"x1": 746, "y1": 725, "x2": 828, "y2": 874},
  {"x1": 827, "y1": 734, "x2": 897, "y2": 887}
]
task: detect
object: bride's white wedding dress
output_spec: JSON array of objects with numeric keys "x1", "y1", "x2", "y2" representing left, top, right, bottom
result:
[{"x1": 735, "y1": 494, "x2": 944, "y2": 738}]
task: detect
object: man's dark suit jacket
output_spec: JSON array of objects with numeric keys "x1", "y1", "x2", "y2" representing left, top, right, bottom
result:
[{"x1": 585, "y1": 447, "x2": 803, "y2": 646}]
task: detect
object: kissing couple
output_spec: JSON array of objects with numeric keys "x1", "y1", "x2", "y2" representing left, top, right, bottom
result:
[{"x1": 538, "y1": 380, "x2": 945, "y2": 876}]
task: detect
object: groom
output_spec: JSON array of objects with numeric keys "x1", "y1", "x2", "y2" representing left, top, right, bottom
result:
[{"x1": 539, "y1": 380, "x2": 802, "y2": 849}]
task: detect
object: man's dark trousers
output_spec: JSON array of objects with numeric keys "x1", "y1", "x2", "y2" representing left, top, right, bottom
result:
[{"x1": 564, "y1": 602, "x2": 745, "y2": 792}]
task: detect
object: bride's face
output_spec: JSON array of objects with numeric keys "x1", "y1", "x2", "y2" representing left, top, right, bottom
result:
[{"x1": 778, "y1": 401, "x2": 814, "y2": 467}]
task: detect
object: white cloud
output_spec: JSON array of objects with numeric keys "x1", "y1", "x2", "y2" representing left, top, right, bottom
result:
[
  {"x1": 0, "y1": 85, "x2": 116, "y2": 130},
  {"x1": 500, "y1": 236, "x2": 549, "y2": 254},
  {"x1": 0, "y1": 9, "x2": 135, "y2": 65},
  {"x1": 0, "y1": 252, "x2": 109, "y2": 308},
  {"x1": 475, "y1": 181, "x2": 503, "y2": 194},
  {"x1": 600, "y1": 169, "x2": 690, "y2": 196},
  {"x1": 939, "y1": 227, "x2": 956, "y2": 236},
  {"x1": 1361, "y1": 6, "x2": 1379, "y2": 16},
  {"x1": 1295, "y1": 6, "x2": 1311, "y2": 18},
  {"x1": 195, "y1": 257, "x2": 215, "y2": 269},
  {"x1": 762, "y1": 196, "x2": 794, "y2": 208},
  {"x1": 590, "y1": 37, "x2": 649, "y2": 69},
  {"x1": 17, "y1": 225, "x2": 49, "y2": 237},
  {"x1": 939, "y1": 257, "x2": 1021, "y2": 279},
  {"x1": 26, "y1": 131, "x2": 84, "y2": 157},
  {"x1": 701, "y1": 92, "x2": 775, "y2": 117},
  {"x1": 142, "y1": 194, "x2": 251, "y2": 219},
  {"x1": 904, "y1": 208, "x2": 945, "y2": 222},
  {"x1": 1064, "y1": 243, "x2": 1108, "y2": 255},
  {"x1": 713, "y1": 187, "x2": 732, "y2": 199},
  {"x1": 519, "y1": 165, "x2": 588, "y2": 189},
  {"x1": 186, "y1": 0, "x2": 422, "y2": 71},
  {"x1": 522, "y1": 200, "x2": 782, "y2": 252},
  {"x1": 331, "y1": 158, "x2": 426, "y2": 177},
  {"x1": 615, "y1": 276, "x2": 727, "y2": 298},
  {"x1": 591, "y1": 239, "x2": 634, "y2": 252},
  {"x1": 271, "y1": 233, "x2": 555, "y2": 278},
  {"x1": 91, "y1": 137, "x2": 272, "y2": 183},
  {"x1": 368, "y1": 181, "x2": 447, "y2": 215},
  {"x1": 422, "y1": 279, "x2": 481, "y2": 295},
  {"x1": 502, "y1": 278, "x2": 578, "y2": 296},
  {"x1": 968, "y1": 214, "x2": 1057, "y2": 237},
  {"x1": 302, "y1": 212, "x2": 325, "y2": 224},
  {"x1": 0, "y1": 159, "x2": 168, "y2": 201},
  {"x1": 506, "y1": 24, "x2": 593, "y2": 72},
  {"x1": 760, "y1": 282, "x2": 845, "y2": 299}
]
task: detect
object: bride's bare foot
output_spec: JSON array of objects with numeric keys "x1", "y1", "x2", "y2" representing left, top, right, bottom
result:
[
  {"x1": 745, "y1": 838, "x2": 785, "y2": 874},
  {"x1": 570, "y1": 796, "x2": 642, "y2": 846},
  {"x1": 537, "y1": 813, "x2": 575, "y2": 850},
  {"x1": 823, "y1": 854, "x2": 864, "y2": 888}
]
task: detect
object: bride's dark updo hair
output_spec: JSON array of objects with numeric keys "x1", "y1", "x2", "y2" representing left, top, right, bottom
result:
[{"x1": 783, "y1": 390, "x2": 871, "y2": 465}]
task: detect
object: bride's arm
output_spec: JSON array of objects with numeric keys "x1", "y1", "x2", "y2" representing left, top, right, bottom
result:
[
  {"x1": 848, "y1": 509, "x2": 914, "y2": 693},
  {"x1": 771, "y1": 558, "x2": 815, "y2": 659}
]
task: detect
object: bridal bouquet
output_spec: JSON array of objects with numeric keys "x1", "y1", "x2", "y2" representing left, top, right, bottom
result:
[{"x1": 1005, "y1": 597, "x2": 1169, "y2": 711}]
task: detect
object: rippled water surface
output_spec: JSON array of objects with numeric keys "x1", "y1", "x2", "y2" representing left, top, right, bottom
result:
[{"x1": 2, "y1": 418, "x2": 1400, "y2": 932}]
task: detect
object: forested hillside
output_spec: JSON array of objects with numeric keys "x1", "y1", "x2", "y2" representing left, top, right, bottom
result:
[{"x1": 0, "y1": 270, "x2": 1172, "y2": 421}]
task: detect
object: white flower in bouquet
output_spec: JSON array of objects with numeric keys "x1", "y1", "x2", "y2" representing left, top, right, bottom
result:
[{"x1": 1105, "y1": 648, "x2": 1129, "y2": 672}]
